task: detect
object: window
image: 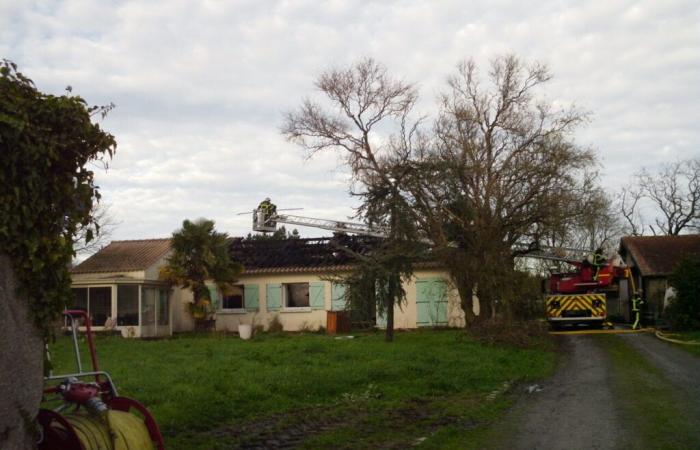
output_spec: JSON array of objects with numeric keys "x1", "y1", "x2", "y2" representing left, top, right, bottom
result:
[
  {"x1": 222, "y1": 284, "x2": 244, "y2": 310},
  {"x1": 141, "y1": 287, "x2": 156, "y2": 327},
  {"x1": 71, "y1": 288, "x2": 88, "y2": 311},
  {"x1": 89, "y1": 287, "x2": 112, "y2": 326},
  {"x1": 158, "y1": 289, "x2": 169, "y2": 325},
  {"x1": 117, "y1": 285, "x2": 139, "y2": 326},
  {"x1": 284, "y1": 283, "x2": 309, "y2": 308}
]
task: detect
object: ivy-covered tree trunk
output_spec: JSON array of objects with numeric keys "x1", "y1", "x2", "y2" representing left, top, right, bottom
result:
[{"x1": 0, "y1": 255, "x2": 44, "y2": 450}]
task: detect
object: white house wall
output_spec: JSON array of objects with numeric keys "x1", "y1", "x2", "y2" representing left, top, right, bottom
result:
[{"x1": 209, "y1": 269, "x2": 477, "y2": 333}]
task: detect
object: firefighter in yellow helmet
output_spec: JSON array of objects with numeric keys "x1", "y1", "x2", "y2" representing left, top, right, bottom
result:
[{"x1": 257, "y1": 198, "x2": 277, "y2": 226}]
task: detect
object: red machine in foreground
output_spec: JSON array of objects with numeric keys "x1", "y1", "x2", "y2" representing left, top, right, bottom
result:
[
  {"x1": 543, "y1": 251, "x2": 635, "y2": 328},
  {"x1": 38, "y1": 310, "x2": 165, "y2": 450}
]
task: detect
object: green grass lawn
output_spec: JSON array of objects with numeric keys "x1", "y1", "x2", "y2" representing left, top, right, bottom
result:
[
  {"x1": 672, "y1": 331, "x2": 700, "y2": 357},
  {"x1": 598, "y1": 335, "x2": 700, "y2": 449},
  {"x1": 47, "y1": 329, "x2": 556, "y2": 449}
]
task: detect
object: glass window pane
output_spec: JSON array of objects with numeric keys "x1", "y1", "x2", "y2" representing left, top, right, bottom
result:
[
  {"x1": 158, "y1": 289, "x2": 169, "y2": 325},
  {"x1": 286, "y1": 283, "x2": 309, "y2": 308},
  {"x1": 71, "y1": 288, "x2": 88, "y2": 311},
  {"x1": 223, "y1": 285, "x2": 244, "y2": 309},
  {"x1": 141, "y1": 287, "x2": 156, "y2": 326},
  {"x1": 117, "y1": 285, "x2": 139, "y2": 326},
  {"x1": 89, "y1": 287, "x2": 112, "y2": 326}
]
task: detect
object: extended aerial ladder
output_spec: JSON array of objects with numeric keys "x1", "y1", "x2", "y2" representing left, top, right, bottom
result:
[{"x1": 252, "y1": 209, "x2": 390, "y2": 238}]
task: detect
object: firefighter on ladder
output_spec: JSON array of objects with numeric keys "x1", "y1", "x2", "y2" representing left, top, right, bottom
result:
[
  {"x1": 592, "y1": 247, "x2": 606, "y2": 280},
  {"x1": 257, "y1": 197, "x2": 277, "y2": 227}
]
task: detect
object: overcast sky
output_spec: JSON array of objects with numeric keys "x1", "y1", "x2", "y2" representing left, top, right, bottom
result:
[{"x1": 3, "y1": 0, "x2": 699, "y2": 241}]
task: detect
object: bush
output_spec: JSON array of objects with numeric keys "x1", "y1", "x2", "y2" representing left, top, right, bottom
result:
[
  {"x1": 267, "y1": 315, "x2": 284, "y2": 333},
  {"x1": 666, "y1": 255, "x2": 700, "y2": 330}
]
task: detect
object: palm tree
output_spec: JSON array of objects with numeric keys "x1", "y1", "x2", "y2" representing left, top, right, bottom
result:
[{"x1": 160, "y1": 219, "x2": 242, "y2": 321}]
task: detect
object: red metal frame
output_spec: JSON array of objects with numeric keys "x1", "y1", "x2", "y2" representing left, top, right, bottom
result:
[
  {"x1": 38, "y1": 310, "x2": 166, "y2": 449},
  {"x1": 548, "y1": 258, "x2": 628, "y2": 295},
  {"x1": 64, "y1": 309, "x2": 101, "y2": 377}
]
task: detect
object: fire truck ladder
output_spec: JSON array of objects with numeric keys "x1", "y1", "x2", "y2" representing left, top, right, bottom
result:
[{"x1": 253, "y1": 210, "x2": 390, "y2": 238}]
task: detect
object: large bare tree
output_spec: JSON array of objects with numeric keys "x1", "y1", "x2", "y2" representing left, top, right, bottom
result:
[
  {"x1": 282, "y1": 58, "x2": 422, "y2": 341},
  {"x1": 407, "y1": 55, "x2": 595, "y2": 321},
  {"x1": 621, "y1": 158, "x2": 700, "y2": 235},
  {"x1": 283, "y1": 55, "x2": 598, "y2": 326}
]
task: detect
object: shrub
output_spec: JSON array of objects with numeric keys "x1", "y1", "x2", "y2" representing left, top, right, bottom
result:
[
  {"x1": 666, "y1": 255, "x2": 700, "y2": 330},
  {"x1": 267, "y1": 315, "x2": 284, "y2": 333}
]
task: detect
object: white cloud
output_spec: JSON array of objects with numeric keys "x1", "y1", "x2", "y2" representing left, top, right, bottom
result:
[{"x1": 3, "y1": 0, "x2": 699, "y2": 240}]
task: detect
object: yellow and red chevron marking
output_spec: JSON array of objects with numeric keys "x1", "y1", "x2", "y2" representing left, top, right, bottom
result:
[{"x1": 545, "y1": 294, "x2": 606, "y2": 318}]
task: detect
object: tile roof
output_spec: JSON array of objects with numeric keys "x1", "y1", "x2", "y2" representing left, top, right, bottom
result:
[
  {"x1": 71, "y1": 238, "x2": 172, "y2": 274},
  {"x1": 620, "y1": 234, "x2": 700, "y2": 277},
  {"x1": 72, "y1": 235, "x2": 435, "y2": 276}
]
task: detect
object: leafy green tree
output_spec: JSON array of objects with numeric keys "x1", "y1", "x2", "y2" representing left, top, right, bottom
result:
[
  {"x1": 160, "y1": 219, "x2": 242, "y2": 320},
  {"x1": 0, "y1": 60, "x2": 115, "y2": 448},
  {"x1": 666, "y1": 255, "x2": 700, "y2": 330}
]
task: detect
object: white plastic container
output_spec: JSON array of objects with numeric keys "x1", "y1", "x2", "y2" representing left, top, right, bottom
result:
[{"x1": 238, "y1": 324, "x2": 252, "y2": 340}]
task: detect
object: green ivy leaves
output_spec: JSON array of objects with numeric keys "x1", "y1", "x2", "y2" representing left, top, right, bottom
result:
[{"x1": 0, "y1": 59, "x2": 116, "y2": 338}]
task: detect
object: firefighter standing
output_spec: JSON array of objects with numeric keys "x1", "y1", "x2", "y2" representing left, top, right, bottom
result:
[{"x1": 632, "y1": 290, "x2": 644, "y2": 330}]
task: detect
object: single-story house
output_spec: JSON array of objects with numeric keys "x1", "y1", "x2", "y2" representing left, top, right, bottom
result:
[
  {"x1": 619, "y1": 234, "x2": 700, "y2": 322},
  {"x1": 71, "y1": 236, "x2": 477, "y2": 336}
]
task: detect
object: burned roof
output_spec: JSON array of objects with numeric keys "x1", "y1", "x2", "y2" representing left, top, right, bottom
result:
[
  {"x1": 72, "y1": 234, "x2": 431, "y2": 276},
  {"x1": 71, "y1": 238, "x2": 172, "y2": 274},
  {"x1": 229, "y1": 235, "x2": 384, "y2": 274},
  {"x1": 620, "y1": 234, "x2": 700, "y2": 277}
]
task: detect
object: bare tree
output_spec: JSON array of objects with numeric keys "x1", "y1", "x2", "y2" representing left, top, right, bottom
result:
[
  {"x1": 620, "y1": 185, "x2": 645, "y2": 236},
  {"x1": 282, "y1": 58, "x2": 422, "y2": 341},
  {"x1": 73, "y1": 202, "x2": 119, "y2": 258},
  {"x1": 407, "y1": 55, "x2": 595, "y2": 322},
  {"x1": 553, "y1": 171, "x2": 625, "y2": 251},
  {"x1": 621, "y1": 158, "x2": 700, "y2": 236}
]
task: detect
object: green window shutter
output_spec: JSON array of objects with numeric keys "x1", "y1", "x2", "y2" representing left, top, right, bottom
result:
[
  {"x1": 266, "y1": 283, "x2": 282, "y2": 311},
  {"x1": 331, "y1": 283, "x2": 347, "y2": 311},
  {"x1": 310, "y1": 282, "x2": 325, "y2": 310},
  {"x1": 244, "y1": 284, "x2": 259, "y2": 312},
  {"x1": 416, "y1": 280, "x2": 432, "y2": 326},
  {"x1": 433, "y1": 280, "x2": 448, "y2": 325}
]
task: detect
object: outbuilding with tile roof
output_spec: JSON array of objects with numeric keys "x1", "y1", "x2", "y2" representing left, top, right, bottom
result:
[{"x1": 619, "y1": 234, "x2": 700, "y2": 322}]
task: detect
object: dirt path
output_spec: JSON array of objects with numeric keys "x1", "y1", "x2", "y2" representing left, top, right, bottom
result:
[{"x1": 492, "y1": 335, "x2": 630, "y2": 450}]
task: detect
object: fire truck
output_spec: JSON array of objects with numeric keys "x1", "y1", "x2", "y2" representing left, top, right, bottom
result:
[{"x1": 534, "y1": 250, "x2": 637, "y2": 328}]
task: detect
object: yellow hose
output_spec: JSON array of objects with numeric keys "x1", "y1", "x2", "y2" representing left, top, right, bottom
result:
[
  {"x1": 60, "y1": 410, "x2": 155, "y2": 450},
  {"x1": 654, "y1": 330, "x2": 700, "y2": 346},
  {"x1": 549, "y1": 327, "x2": 700, "y2": 345},
  {"x1": 548, "y1": 328, "x2": 654, "y2": 335}
]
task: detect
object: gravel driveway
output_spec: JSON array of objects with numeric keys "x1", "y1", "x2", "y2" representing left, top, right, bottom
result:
[
  {"x1": 491, "y1": 333, "x2": 700, "y2": 450},
  {"x1": 493, "y1": 336, "x2": 630, "y2": 450}
]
